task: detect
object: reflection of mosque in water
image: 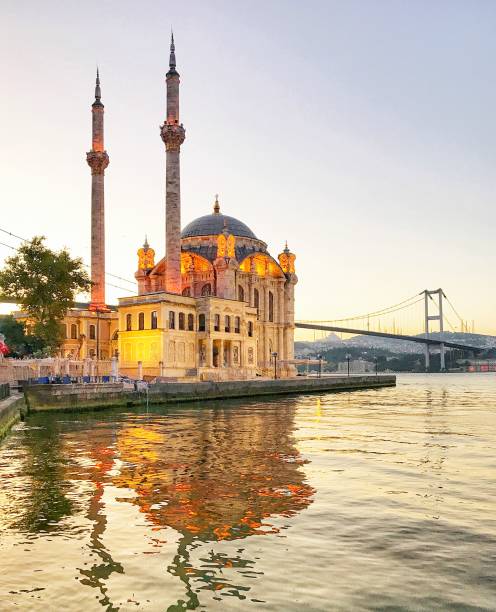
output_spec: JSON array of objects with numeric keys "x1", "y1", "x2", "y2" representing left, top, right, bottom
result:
[{"x1": 79, "y1": 404, "x2": 314, "y2": 608}]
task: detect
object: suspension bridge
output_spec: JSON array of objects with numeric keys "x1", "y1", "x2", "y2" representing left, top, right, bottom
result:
[{"x1": 295, "y1": 288, "x2": 495, "y2": 370}]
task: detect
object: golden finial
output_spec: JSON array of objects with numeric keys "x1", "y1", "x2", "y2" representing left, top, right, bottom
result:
[{"x1": 213, "y1": 194, "x2": 220, "y2": 214}]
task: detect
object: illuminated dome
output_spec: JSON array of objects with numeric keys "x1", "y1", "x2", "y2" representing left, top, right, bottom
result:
[
  {"x1": 181, "y1": 197, "x2": 258, "y2": 240},
  {"x1": 181, "y1": 213, "x2": 258, "y2": 240}
]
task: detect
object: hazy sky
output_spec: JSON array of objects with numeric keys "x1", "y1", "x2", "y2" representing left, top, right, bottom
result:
[{"x1": 1, "y1": 0, "x2": 495, "y2": 335}]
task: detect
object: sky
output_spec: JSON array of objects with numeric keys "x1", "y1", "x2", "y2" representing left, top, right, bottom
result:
[{"x1": 1, "y1": 0, "x2": 495, "y2": 335}]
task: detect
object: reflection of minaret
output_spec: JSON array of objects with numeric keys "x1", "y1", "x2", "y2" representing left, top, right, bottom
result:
[
  {"x1": 160, "y1": 32, "x2": 186, "y2": 294},
  {"x1": 86, "y1": 69, "x2": 110, "y2": 311}
]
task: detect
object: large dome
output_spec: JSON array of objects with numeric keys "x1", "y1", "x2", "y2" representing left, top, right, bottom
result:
[{"x1": 181, "y1": 213, "x2": 258, "y2": 240}]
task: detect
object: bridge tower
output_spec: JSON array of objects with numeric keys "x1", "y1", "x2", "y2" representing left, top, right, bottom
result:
[{"x1": 423, "y1": 288, "x2": 445, "y2": 372}]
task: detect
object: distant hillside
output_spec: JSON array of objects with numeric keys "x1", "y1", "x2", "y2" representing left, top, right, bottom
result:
[{"x1": 295, "y1": 331, "x2": 496, "y2": 357}]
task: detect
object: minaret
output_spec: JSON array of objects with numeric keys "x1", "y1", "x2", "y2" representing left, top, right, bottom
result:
[
  {"x1": 160, "y1": 32, "x2": 186, "y2": 294},
  {"x1": 86, "y1": 69, "x2": 110, "y2": 311}
]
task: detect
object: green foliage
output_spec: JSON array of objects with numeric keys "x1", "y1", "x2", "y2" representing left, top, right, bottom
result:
[
  {"x1": 0, "y1": 236, "x2": 91, "y2": 352},
  {"x1": 0, "y1": 315, "x2": 44, "y2": 357}
]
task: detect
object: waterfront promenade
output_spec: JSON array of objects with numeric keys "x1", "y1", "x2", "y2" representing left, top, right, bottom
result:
[{"x1": 17, "y1": 374, "x2": 394, "y2": 411}]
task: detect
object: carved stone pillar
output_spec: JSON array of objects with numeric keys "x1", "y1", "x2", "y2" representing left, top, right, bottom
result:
[{"x1": 206, "y1": 339, "x2": 213, "y2": 368}]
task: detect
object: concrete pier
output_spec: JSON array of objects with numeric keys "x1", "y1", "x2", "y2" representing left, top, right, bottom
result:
[{"x1": 23, "y1": 375, "x2": 396, "y2": 413}]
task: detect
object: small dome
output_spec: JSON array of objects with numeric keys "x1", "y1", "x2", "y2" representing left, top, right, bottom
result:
[{"x1": 181, "y1": 213, "x2": 258, "y2": 240}]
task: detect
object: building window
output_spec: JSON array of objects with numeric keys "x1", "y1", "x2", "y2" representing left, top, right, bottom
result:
[
  {"x1": 248, "y1": 321, "x2": 253, "y2": 337},
  {"x1": 201, "y1": 283, "x2": 212, "y2": 296},
  {"x1": 126, "y1": 314, "x2": 132, "y2": 331},
  {"x1": 269, "y1": 291, "x2": 274, "y2": 322},
  {"x1": 179, "y1": 312, "x2": 185, "y2": 330},
  {"x1": 71, "y1": 324, "x2": 78, "y2": 339},
  {"x1": 88, "y1": 324, "x2": 95, "y2": 340},
  {"x1": 234, "y1": 316, "x2": 240, "y2": 333},
  {"x1": 254, "y1": 288, "x2": 259, "y2": 309},
  {"x1": 198, "y1": 313, "x2": 206, "y2": 332},
  {"x1": 182, "y1": 286, "x2": 191, "y2": 297},
  {"x1": 60, "y1": 324, "x2": 67, "y2": 339},
  {"x1": 214, "y1": 314, "x2": 220, "y2": 332},
  {"x1": 151, "y1": 311, "x2": 158, "y2": 329},
  {"x1": 187, "y1": 313, "x2": 194, "y2": 331},
  {"x1": 169, "y1": 311, "x2": 175, "y2": 330},
  {"x1": 138, "y1": 312, "x2": 145, "y2": 330},
  {"x1": 238, "y1": 285, "x2": 245, "y2": 302},
  {"x1": 225, "y1": 315, "x2": 231, "y2": 333}
]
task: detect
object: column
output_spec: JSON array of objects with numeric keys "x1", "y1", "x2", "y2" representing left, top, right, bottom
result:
[{"x1": 206, "y1": 338, "x2": 213, "y2": 368}]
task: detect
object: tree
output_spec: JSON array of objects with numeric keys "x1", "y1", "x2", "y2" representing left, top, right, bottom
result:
[
  {"x1": 0, "y1": 315, "x2": 44, "y2": 357},
  {"x1": 0, "y1": 237, "x2": 91, "y2": 351}
]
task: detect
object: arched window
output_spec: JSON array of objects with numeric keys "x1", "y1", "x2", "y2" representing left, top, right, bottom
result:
[
  {"x1": 182, "y1": 287, "x2": 191, "y2": 297},
  {"x1": 151, "y1": 311, "x2": 158, "y2": 329},
  {"x1": 248, "y1": 321, "x2": 253, "y2": 337},
  {"x1": 126, "y1": 314, "x2": 132, "y2": 331},
  {"x1": 234, "y1": 316, "x2": 240, "y2": 333},
  {"x1": 214, "y1": 314, "x2": 220, "y2": 331},
  {"x1": 88, "y1": 325, "x2": 95, "y2": 340},
  {"x1": 187, "y1": 313, "x2": 194, "y2": 331},
  {"x1": 253, "y1": 288, "x2": 259, "y2": 309},
  {"x1": 238, "y1": 285, "x2": 245, "y2": 302},
  {"x1": 179, "y1": 312, "x2": 185, "y2": 330},
  {"x1": 169, "y1": 311, "x2": 175, "y2": 330},
  {"x1": 201, "y1": 283, "x2": 212, "y2": 296},
  {"x1": 138, "y1": 312, "x2": 145, "y2": 330},
  {"x1": 60, "y1": 324, "x2": 67, "y2": 339},
  {"x1": 268, "y1": 291, "x2": 274, "y2": 322},
  {"x1": 225, "y1": 315, "x2": 231, "y2": 333},
  {"x1": 198, "y1": 314, "x2": 206, "y2": 332},
  {"x1": 71, "y1": 324, "x2": 78, "y2": 339}
]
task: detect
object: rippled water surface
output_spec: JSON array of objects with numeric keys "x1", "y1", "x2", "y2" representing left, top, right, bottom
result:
[{"x1": 1, "y1": 374, "x2": 496, "y2": 610}]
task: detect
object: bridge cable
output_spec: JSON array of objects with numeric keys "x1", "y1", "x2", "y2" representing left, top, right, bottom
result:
[
  {"x1": 298, "y1": 293, "x2": 423, "y2": 324},
  {"x1": 442, "y1": 293, "x2": 465, "y2": 326}
]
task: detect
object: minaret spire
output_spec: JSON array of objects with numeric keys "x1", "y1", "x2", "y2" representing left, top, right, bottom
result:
[
  {"x1": 94, "y1": 67, "x2": 101, "y2": 104},
  {"x1": 169, "y1": 30, "x2": 176, "y2": 72},
  {"x1": 161, "y1": 32, "x2": 186, "y2": 294},
  {"x1": 86, "y1": 69, "x2": 110, "y2": 312}
]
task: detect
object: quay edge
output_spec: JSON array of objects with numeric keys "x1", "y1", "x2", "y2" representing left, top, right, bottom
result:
[
  {"x1": 0, "y1": 394, "x2": 26, "y2": 439},
  {"x1": 23, "y1": 375, "x2": 396, "y2": 414}
]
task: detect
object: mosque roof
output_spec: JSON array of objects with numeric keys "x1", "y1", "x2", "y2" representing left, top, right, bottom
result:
[
  {"x1": 182, "y1": 243, "x2": 266, "y2": 263},
  {"x1": 181, "y1": 213, "x2": 258, "y2": 240}
]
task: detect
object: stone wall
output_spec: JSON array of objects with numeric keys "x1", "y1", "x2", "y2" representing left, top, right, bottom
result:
[
  {"x1": 23, "y1": 375, "x2": 396, "y2": 413},
  {"x1": 0, "y1": 394, "x2": 25, "y2": 439}
]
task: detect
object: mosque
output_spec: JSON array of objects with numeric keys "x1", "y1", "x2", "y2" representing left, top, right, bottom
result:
[{"x1": 59, "y1": 36, "x2": 297, "y2": 380}]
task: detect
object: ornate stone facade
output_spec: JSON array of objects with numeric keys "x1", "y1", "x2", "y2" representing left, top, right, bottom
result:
[
  {"x1": 57, "y1": 36, "x2": 297, "y2": 379},
  {"x1": 119, "y1": 35, "x2": 298, "y2": 380},
  {"x1": 86, "y1": 150, "x2": 109, "y2": 175}
]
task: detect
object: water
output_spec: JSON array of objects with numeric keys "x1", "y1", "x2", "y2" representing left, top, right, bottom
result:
[{"x1": 1, "y1": 374, "x2": 496, "y2": 611}]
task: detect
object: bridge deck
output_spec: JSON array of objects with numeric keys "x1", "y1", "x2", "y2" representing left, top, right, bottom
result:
[{"x1": 295, "y1": 322, "x2": 485, "y2": 352}]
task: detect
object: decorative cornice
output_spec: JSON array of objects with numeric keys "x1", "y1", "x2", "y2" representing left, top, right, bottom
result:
[
  {"x1": 160, "y1": 122, "x2": 186, "y2": 152},
  {"x1": 86, "y1": 150, "x2": 110, "y2": 175}
]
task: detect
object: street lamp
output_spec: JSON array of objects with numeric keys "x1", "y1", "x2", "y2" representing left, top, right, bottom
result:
[
  {"x1": 346, "y1": 354, "x2": 352, "y2": 377},
  {"x1": 317, "y1": 354, "x2": 322, "y2": 378},
  {"x1": 272, "y1": 351, "x2": 278, "y2": 380}
]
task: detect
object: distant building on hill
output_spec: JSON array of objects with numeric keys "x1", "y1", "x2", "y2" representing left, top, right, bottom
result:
[{"x1": 337, "y1": 358, "x2": 375, "y2": 374}]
